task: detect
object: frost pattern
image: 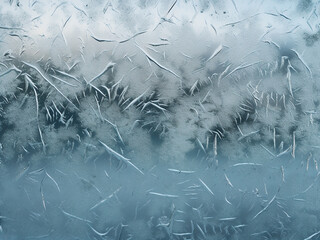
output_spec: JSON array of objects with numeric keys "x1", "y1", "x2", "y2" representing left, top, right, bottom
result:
[{"x1": 0, "y1": 0, "x2": 320, "y2": 239}]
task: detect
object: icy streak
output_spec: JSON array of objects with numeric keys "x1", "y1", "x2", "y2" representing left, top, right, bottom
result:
[{"x1": 99, "y1": 140, "x2": 144, "y2": 175}]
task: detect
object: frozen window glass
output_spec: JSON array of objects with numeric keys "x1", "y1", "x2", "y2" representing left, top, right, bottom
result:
[{"x1": 0, "y1": 0, "x2": 319, "y2": 239}]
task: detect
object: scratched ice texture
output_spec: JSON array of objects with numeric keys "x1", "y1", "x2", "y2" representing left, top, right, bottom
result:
[{"x1": 0, "y1": 0, "x2": 320, "y2": 239}]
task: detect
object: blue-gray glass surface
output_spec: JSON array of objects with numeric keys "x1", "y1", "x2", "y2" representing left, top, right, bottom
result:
[{"x1": 0, "y1": 0, "x2": 319, "y2": 239}]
